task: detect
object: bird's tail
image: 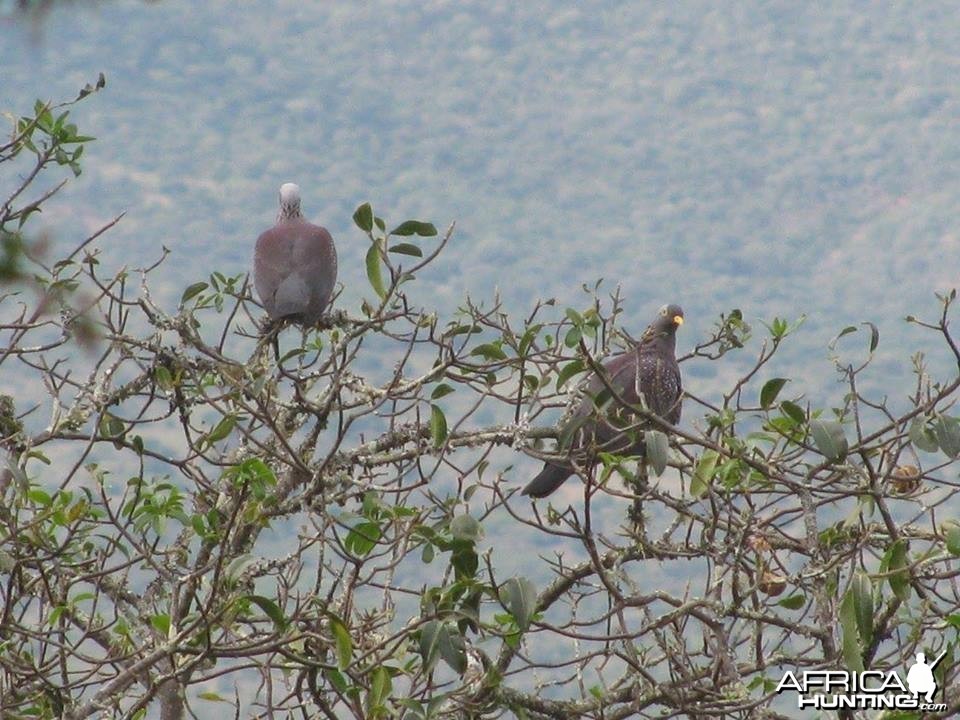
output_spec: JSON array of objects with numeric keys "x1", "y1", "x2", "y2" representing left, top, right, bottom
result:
[{"x1": 522, "y1": 463, "x2": 573, "y2": 498}]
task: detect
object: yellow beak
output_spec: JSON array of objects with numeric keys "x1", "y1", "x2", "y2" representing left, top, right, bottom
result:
[{"x1": 673, "y1": 315, "x2": 684, "y2": 326}]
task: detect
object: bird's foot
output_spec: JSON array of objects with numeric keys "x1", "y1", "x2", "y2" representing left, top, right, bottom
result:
[{"x1": 315, "y1": 309, "x2": 348, "y2": 330}]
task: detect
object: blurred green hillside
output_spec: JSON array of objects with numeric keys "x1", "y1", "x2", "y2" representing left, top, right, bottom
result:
[{"x1": 5, "y1": 3, "x2": 959, "y2": 404}]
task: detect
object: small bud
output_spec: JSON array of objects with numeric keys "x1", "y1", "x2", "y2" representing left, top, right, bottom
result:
[
  {"x1": 890, "y1": 465, "x2": 922, "y2": 495},
  {"x1": 746, "y1": 534, "x2": 772, "y2": 553},
  {"x1": 758, "y1": 571, "x2": 787, "y2": 596}
]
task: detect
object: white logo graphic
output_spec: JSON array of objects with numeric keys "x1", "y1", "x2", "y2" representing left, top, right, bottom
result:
[
  {"x1": 776, "y1": 652, "x2": 949, "y2": 711},
  {"x1": 906, "y1": 651, "x2": 946, "y2": 703}
]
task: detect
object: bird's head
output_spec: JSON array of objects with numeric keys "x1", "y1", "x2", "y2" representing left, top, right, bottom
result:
[
  {"x1": 653, "y1": 303, "x2": 684, "y2": 335},
  {"x1": 277, "y1": 183, "x2": 302, "y2": 221}
]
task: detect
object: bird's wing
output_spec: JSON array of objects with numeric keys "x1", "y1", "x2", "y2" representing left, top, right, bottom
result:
[
  {"x1": 557, "y1": 351, "x2": 640, "y2": 451},
  {"x1": 663, "y1": 360, "x2": 683, "y2": 424},
  {"x1": 253, "y1": 227, "x2": 295, "y2": 313},
  {"x1": 291, "y1": 223, "x2": 336, "y2": 274},
  {"x1": 290, "y1": 222, "x2": 337, "y2": 318},
  {"x1": 578, "y1": 351, "x2": 640, "y2": 414},
  {"x1": 635, "y1": 346, "x2": 682, "y2": 425}
]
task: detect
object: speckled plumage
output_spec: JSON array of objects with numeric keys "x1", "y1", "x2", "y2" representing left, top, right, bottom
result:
[
  {"x1": 253, "y1": 183, "x2": 337, "y2": 326},
  {"x1": 523, "y1": 304, "x2": 684, "y2": 498}
]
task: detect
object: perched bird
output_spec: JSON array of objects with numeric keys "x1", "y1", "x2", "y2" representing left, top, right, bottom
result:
[
  {"x1": 523, "y1": 304, "x2": 684, "y2": 498},
  {"x1": 253, "y1": 183, "x2": 338, "y2": 326}
]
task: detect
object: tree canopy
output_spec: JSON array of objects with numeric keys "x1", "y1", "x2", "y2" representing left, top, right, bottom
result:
[{"x1": 3, "y1": 79, "x2": 960, "y2": 720}]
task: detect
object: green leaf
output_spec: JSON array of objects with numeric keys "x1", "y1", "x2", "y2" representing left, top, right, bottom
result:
[
  {"x1": 718, "y1": 458, "x2": 744, "y2": 490},
  {"x1": 150, "y1": 614, "x2": 170, "y2": 636},
  {"x1": 367, "y1": 665, "x2": 392, "y2": 712},
  {"x1": 934, "y1": 415, "x2": 960, "y2": 458},
  {"x1": 444, "y1": 322, "x2": 481, "y2": 338},
  {"x1": 850, "y1": 571, "x2": 873, "y2": 648},
  {"x1": 224, "y1": 554, "x2": 257, "y2": 582},
  {"x1": 518, "y1": 324, "x2": 542, "y2": 355},
  {"x1": 450, "y1": 542, "x2": 479, "y2": 581},
  {"x1": 591, "y1": 386, "x2": 616, "y2": 416},
  {"x1": 909, "y1": 417, "x2": 939, "y2": 453},
  {"x1": 503, "y1": 576, "x2": 537, "y2": 631},
  {"x1": 180, "y1": 281, "x2": 208, "y2": 305},
  {"x1": 324, "y1": 668, "x2": 349, "y2": 693},
  {"x1": 280, "y1": 347, "x2": 306, "y2": 363},
  {"x1": 197, "y1": 692, "x2": 229, "y2": 702},
  {"x1": 777, "y1": 593, "x2": 806, "y2": 610},
  {"x1": 28, "y1": 488, "x2": 52, "y2": 506},
  {"x1": 780, "y1": 401, "x2": 806, "y2": 424},
  {"x1": 691, "y1": 450, "x2": 718, "y2": 498},
  {"x1": 810, "y1": 420, "x2": 848, "y2": 462},
  {"x1": 830, "y1": 322, "x2": 880, "y2": 353},
  {"x1": 839, "y1": 585, "x2": 865, "y2": 672},
  {"x1": 389, "y1": 220, "x2": 437, "y2": 237},
  {"x1": 236, "y1": 457, "x2": 276, "y2": 486},
  {"x1": 365, "y1": 241, "x2": 387, "y2": 299},
  {"x1": 556, "y1": 359, "x2": 585, "y2": 389},
  {"x1": 418, "y1": 620, "x2": 442, "y2": 672},
  {"x1": 864, "y1": 321, "x2": 879, "y2": 353},
  {"x1": 437, "y1": 624, "x2": 466, "y2": 674},
  {"x1": 98, "y1": 414, "x2": 125, "y2": 439},
  {"x1": 430, "y1": 383, "x2": 454, "y2": 400},
  {"x1": 947, "y1": 527, "x2": 960, "y2": 556},
  {"x1": 388, "y1": 242, "x2": 423, "y2": 257},
  {"x1": 831, "y1": 325, "x2": 858, "y2": 345},
  {"x1": 345, "y1": 521, "x2": 381, "y2": 557},
  {"x1": 644, "y1": 430, "x2": 669, "y2": 476},
  {"x1": 450, "y1": 514, "x2": 482, "y2": 542},
  {"x1": 559, "y1": 414, "x2": 591, "y2": 450},
  {"x1": 328, "y1": 615, "x2": 353, "y2": 670},
  {"x1": 760, "y1": 378, "x2": 789, "y2": 409},
  {"x1": 884, "y1": 539, "x2": 910, "y2": 602},
  {"x1": 470, "y1": 342, "x2": 507, "y2": 361},
  {"x1": 458, "y1": 590, "x2": 481, "y2": 635},
  {"x1": 203, "y1": 415, "x2": 236, "y2": 447},
  {"x1": 244, "y1": 594, "x2": 287, "y2": 630},
  {"x1": 353, "y1": 202, "x2": 373, "y2": 232},
  {"x1": 154, "y1": 366, "x2": 174, "y2": 390},
  {"x1": 429, "y1": 404, "x2": 448, "y2": 447}
]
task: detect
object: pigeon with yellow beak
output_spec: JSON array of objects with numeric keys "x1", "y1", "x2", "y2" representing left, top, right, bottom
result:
[{"x1": 523, "y1": 304, "x2": 684, "y2": 498}]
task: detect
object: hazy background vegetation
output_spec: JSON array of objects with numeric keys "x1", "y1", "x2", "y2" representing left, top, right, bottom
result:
[{"x1": 5, "y1": 1, "x2": 959, "y2": 385}]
